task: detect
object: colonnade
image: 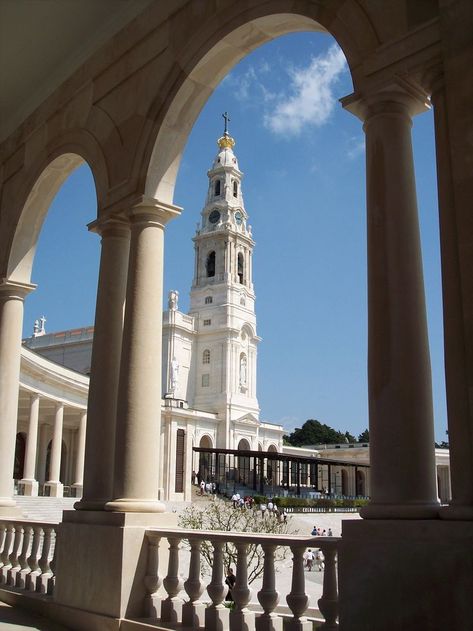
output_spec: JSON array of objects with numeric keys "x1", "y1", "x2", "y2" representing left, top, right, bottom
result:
[{"x1": 16, "y1": 392, "x2": 87, "y2": 497}]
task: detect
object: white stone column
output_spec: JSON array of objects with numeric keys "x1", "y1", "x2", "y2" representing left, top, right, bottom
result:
[
  {"x1": 46, "y1": 403, "x2": 64, "y2": 497},
  {"x1": 20, "y1": 393, "x2": 40, "y2": 496},
  {"x1": 429, "y1": 75, "x2": 473, "y2": 520},
  {"x1": 75, "y1": 217, "x2": 130, "y2": 511},
  {"x1": 344, "y1": 85, "x2": 439, "y2": 518},
  {"x1": 72, "y1": 410, "x2": 87, "y2": 496},
  {"x1": 106, "y1": 198, "x2": 180, "y2": 513},
  {"x1": 0, "y1": 280, "x2": 34, "y2": 514}
]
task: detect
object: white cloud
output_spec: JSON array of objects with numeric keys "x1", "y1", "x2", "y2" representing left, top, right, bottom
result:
[
  {"x1": 346, "y1": 136, "x2": 365, "y2": 160},
  {"x1": 263, "y1": 44, "x2": 347, "y2": 136}
]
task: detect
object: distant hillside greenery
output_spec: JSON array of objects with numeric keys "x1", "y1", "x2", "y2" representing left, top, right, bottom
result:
[{"x1": 283, "y1": 420, "x2": 369, "y2": 446}]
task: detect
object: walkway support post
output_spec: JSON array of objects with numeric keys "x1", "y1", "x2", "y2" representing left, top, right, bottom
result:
[{"x1": 0, "y1": 280, "x2": 34, "y2": 515}]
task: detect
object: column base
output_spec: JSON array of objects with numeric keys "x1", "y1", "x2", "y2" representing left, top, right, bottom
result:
[
  {"x1": 439, "y1": 503, "x2": 473, "y2": 520},
  {"x1": 70, "y1": 483, "x2": 83, "y2": 498},
  {"x1": 44, "y1": 481, "x2": 63, "y2": 497},
  {"x1": 360, "y1": 501, "x2": 439, "y2": 519},
  {"x1": 19, "y1": 479, "x2": 38, "y2": 496},
  {"x1": 105, "y1": 498, "x2": 165, "y2": 513},
  {"x1": 339, "y1": 518, "x2": 473, "y2": 631},
  {"x1": 54, "y1": 510, "x2": 178, "y2": 619},
  {"x1": 161, "y1": 596, "x2": 184, "y2": 624}
]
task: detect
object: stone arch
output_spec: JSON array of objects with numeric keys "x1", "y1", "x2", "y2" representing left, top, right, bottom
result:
[
  {"x1": 268, "y1": 444, "x2": 278, "y2": 453},
  {"x1": 141, "y1": 3, "x2": 378, "y2": 204},
  {"x1": 199, "y1": 434, "x2": 213, "y2": 449},
  {"x1": 5, "y1": 143, "x2": 105, "y2": 285}
]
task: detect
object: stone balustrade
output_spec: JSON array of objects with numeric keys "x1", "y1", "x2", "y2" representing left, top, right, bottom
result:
[
  {"x1": 144, "y1": 528, "x2": 340, "y2": 631},
  {"x1": 0, "y1": 519, "x2": 58, "y2": 595}
]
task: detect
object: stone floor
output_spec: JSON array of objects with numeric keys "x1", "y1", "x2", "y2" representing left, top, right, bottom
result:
[{"x1": 0, "y1": 602, "x2": 70, "y2": 630}]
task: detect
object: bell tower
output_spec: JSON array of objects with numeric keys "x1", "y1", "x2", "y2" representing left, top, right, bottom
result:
[{"x1": 189, "y1": 115, "x2": 260, "y2": 447}]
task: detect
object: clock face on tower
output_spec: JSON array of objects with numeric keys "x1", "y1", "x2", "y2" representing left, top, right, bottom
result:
[
  {"x1": 235, "y1": 211, "x2": 243, "y2": 225},
  {"x1": 209, "y1": 209, "x2": 221, "y2": 224}
]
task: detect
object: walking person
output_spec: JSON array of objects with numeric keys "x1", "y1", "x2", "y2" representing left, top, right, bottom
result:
[
  {"x1": 315, "y1": 550, "x2": 325, "y2": 572},
  {"x1": 305, "y1": 549, "x2": 314, "y2": 572},
  {"x1": 225, "y1": 567, "x2": 236, "y2": 602}
]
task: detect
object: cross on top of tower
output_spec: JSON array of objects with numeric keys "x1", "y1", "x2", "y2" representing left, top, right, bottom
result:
[
  {"x1": 218, "y1": 111, "x2": 235, "y2": 149},
  {"x1": 222, "y1": 111, "x2": 230, "y2": 135}
]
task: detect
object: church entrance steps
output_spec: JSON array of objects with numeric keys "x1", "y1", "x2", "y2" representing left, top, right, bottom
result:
[{"x1": 14, "y1": 497, "x2": 77, "y2": 523}]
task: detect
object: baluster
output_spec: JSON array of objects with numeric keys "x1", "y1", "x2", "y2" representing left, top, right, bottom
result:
[
  {"x1": 256, "y1": 544, "x2": 282, "y2": 631},
  {"x1": 205, "y1": 539, "x2": 229, "y2": 631},
  {"x1": 144, "y1": 534, "x2": 162, "y2": 618},
  {"x1": 17, "y1": 524, "x2": 33, "y2": 589},
  {"x1": 47, "y1": 527, "x2": 57, "y2": 595},
  {"x1": 231, "y1": 541, "x2": 255, "y2": 631},
  {"x1": 26, "y1": 526, "x2": 42, "y2": 591},
  {"x1": 0, "y1": 523, "x2": 6, "y2": 568},
  {"x1": 161, "y1": 536, "x2": 184, "y2": 623},
  {"x1": 0, "y1": 524, "x2": 14, "y2": 583},
  {"x1": 286, "y1": 545, "x2": 311, "y2": 631},
  {"x1": 183, "y1": 536, "x2": 205, "y2": 628},
  {"x1": 317, "y1": 545, "x2": 339, "y2": 630},
  {"x1": 8, "y1": 524, "x2": 23, "y2": 585},
  {"x1": 37, "y1": 526, "x2": 53, "y2": 593}
]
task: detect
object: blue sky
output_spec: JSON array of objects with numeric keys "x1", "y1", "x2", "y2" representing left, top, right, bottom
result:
[{"x1": 23, "y1": 32, "x2": 447, "y2": 441}]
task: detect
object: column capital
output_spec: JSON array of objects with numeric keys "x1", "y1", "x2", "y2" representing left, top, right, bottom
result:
[
  {"x1": 88, "y1": 214, "x2": 129, "y2": 238},
  {"x1": 128, "y1": 196, "x2": 182, "y2": 227},
  {"x1": 341, "y1": 78, "x2": 431, "y2": 123},
  {"x1": 0, "y1": 279, "x2": 36, "y2": 301}
]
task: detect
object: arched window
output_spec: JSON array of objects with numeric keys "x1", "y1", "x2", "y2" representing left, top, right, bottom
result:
[
  {"x1": 203, "y1": 349, "x2": 210, "y2": 364},
  {"x1": 205, "y1": 296, "x2": 213, "y2": 304},
  {"x1": 233, "y1": 180, "x2": 238, "y2": 197},
  {"x1": 206, "y1": 251, "x2": 215, "y2": 277},
  {"x1": 237, "y1": 252, "x2": 244, "y2": 284},
  {"x1": 214, "y1": 180, "x2": 221, "y2": 196}
]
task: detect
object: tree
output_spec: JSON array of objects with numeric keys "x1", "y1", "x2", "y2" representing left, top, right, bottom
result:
[
  {"x1": 358, "y1": 429, "x2": 370, "y2": 443},
  {"x1": 284, "y1": 419, "x2": 355, "y2": 446},
  {"x1": 178, "y1": 499, "x2": 296, "y2": 584}
]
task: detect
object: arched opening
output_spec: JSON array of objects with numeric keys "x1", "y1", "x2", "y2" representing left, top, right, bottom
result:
[
  {"x1": 206, "y1": 251, "x2": 216, "y2": 278},
  {"x1": 237, "y1": 438, "x2": 251, "y2": 486},
  {"x1": 237, "y1": 252, "x2": 244, "y2": 284},
  {"x1": 13, "y1": 432, "x2": 26, "y2": 480},
  {"x1": 233, "y1": 180, "x2": 238, "y2": 197},
  {"x1": 214, "y1": 179, "x2": 221, "y2": 196},
  {"x1": 356, "y1": 469, "x2": 365, "y2": 497},
  {"x1": 198, "y1": 434, "x2": 213, "y2": 482},
  {"x1": 341, "y1": 468, "x2": 348, "y2": 496}
]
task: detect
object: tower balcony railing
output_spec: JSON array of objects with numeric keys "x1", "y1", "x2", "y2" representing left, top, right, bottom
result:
[{"x1": 143, "y1": 528, "x2": 340, "y2": 630}]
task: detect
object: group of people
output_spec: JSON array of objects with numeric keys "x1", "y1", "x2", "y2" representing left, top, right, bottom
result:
[
  {"x1": 230, "y1": 492, "x2": 254, "y2": 509},
  {"x1": 199, "y1": 480, "x2": 216, "y2": 495},
  {"x1": 311, "y1": 525, "x2": 333, "y2": 537},
  {"x1": 259, "y1": 499, "x2": 288, "y2": 523},
  {"x1": 304, "y1": 548, "x2": 325, "y2": 572}
]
